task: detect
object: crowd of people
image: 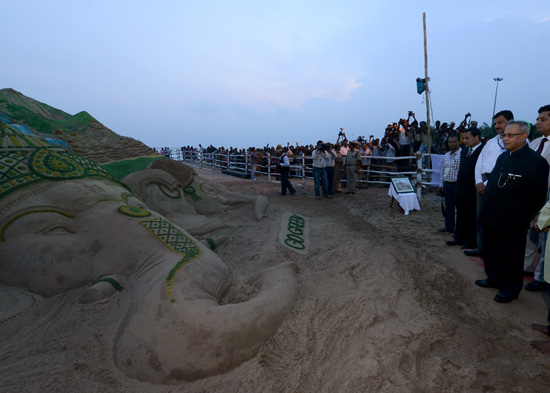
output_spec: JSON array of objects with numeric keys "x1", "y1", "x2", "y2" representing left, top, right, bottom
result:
[
  {"x1": 438, "y1": 106, "x2": 550, "y2": 355},
  {"x1": 171, "y1": 111, "x2": 507, "y2": 177}
]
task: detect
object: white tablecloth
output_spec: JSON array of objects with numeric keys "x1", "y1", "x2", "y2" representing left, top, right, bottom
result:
[{"x1": 388, "y1": 185, "x2": 421, "y2": 215}]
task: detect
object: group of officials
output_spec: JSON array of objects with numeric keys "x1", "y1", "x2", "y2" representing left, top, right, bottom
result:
[{"x1": 439, "y1": 106, "x2": 550, "y2": 354}]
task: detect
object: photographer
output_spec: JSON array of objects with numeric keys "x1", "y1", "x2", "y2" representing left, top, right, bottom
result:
[
  {"x1": 312, "y1": 140, "x2": 332, "y2": 199},
  {"x1": 337, "y1": 129, "x2": 349, "y2": 189},
  {"x1": 398, "y1": 118, "x2": 411, "y2": 157},
  {"x1": 325, "y1": 143, "x2": 337, "y2": 195},
  {"x1": 333, "y1": 144, "x2": 344, "y2": 192}
]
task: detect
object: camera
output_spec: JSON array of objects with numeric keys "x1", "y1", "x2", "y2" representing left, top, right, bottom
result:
[
  {"x1": 357, "y1": 136, "x2": 366, "y2": 143},
  {"x1": 318, "y1": 143, "x2": 332, "y2": 152}
]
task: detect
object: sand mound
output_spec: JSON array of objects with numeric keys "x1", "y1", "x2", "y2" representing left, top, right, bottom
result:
[{"x1": 148, "y1": 158, "x2": 196, "y2": 187}]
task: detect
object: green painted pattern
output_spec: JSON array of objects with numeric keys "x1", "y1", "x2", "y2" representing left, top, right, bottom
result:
[
  {"x1": 0, "y1": 127, "x2": 128, "y2": 199},
  {"x1": 138, "y1": 216, "x2": 201, "y2": 303},
  {"x1": 117, "y1": 205, "x2": 152, "y2": 218},
  {"x1": 199, "y1": 182, "x2": 220, "y2": 199},
  {"x1": 157, "y1": 184, "x2": 182, "y2": 199},
  {"x1": 94, "y1": 277, "x2": 124, "y2": 291}
]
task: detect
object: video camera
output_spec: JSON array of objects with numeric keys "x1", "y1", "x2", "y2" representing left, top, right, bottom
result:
[{"x1": 318, "y1": 142, "x2": 332, "y2": 152}]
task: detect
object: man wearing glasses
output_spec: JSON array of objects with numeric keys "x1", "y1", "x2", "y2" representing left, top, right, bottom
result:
[
  {"x1": 475, "y1": 121, "x2": 549, "y2": 303},
  {"x1": 524, "y1": 105, "x2": 550, "y2": 291},
  {"x1": 467, "y1": 110, "x2": 515, "y2": 257}
]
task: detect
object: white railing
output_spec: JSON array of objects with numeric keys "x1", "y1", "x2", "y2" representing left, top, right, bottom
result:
[{"x1": 155, "y1": 148, "x2": 437, "y2": 199}]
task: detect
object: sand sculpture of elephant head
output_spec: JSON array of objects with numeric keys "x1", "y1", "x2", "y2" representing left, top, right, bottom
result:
[
  {"x1": 0, "y1": 125, "x2": 297, "y2": 383},
  {"x1": 121, "y1": 158, "x2": 269, "y2": 236}
]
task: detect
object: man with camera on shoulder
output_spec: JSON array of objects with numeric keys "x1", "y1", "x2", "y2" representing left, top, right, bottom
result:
[{"x1": 312, "y1": 140, "x2": 332, "y2": 199}]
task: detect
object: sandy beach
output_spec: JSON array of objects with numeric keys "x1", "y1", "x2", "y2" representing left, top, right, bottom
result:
[{"x1": 2, "y1": 167, "x2": 550, "y2": 393}]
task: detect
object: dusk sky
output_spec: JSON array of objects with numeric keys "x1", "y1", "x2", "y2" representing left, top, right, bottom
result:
[{"x1": 3, "y1": 1, "x2": 549, "y2": 149}]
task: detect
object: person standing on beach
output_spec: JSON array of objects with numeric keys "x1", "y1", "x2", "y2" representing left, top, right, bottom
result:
[
  {"x1": 466, "y1": 110, "x2": 514, "y2": 257},
  {"x1": 345, "y1": 142, "x2": 361, "y2": 194},
  {"x1": 524, "y1": 105, "x2": 550, "y2": 291},
  {"x1": 453, "y1": 128, "x2": 483, "y2": 249},
  {"x1": 311, "y1": 141, "x2": 331, "y2": 199},
  {"x1": 278, "y1": 147, "x2": 296, "y2": 196},
  {"x1": 250, "y1": 147, "x2": 261, "y2": 180},
  {"x1": 475, "y1": 121, "x2": 549, "y2": 303},
  {"x1": 439, "y1": 135, "x2": 460, "y2": 236},
  {"x1": 325, "y1": 143, "x2": 337, "y2": 195}
]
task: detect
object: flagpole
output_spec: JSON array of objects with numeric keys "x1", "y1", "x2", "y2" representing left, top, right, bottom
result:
[{"x1": 423, "y1": 13, "x2": 430, "y2": 145}]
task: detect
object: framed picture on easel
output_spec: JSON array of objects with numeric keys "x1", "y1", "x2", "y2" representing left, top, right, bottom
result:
[{"x1": 391, "y1": 177, "x2": 415, "y2": 194}]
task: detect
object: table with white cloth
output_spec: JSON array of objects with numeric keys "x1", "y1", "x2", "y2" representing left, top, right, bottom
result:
[{"x1": 388, "y1": 185, "x2": 421, "y2": 215}]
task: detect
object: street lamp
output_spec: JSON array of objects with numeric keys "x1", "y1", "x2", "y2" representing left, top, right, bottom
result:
[{"x1": 492, "y1": 77, "x2": 503, "y2": 127}]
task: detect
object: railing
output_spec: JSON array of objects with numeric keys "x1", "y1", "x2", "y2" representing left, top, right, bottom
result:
[{"x1": 156, "y1": 149, "x2": 437, "y2": 199}]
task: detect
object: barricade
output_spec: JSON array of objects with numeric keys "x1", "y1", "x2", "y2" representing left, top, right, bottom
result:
[{"x1": 154, "y1": 148, "x2": 437, "y2": 199}]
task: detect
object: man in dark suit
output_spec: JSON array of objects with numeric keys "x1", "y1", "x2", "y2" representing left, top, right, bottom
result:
[
  {"x1": 476, "y1": 121, "x2": 550, "y2": 303},
  {"x1": 453, "y1": 128, "x2": 483, "y2": 249},
  {"x1": 524, "y1": 104, "x2": 550, "y2": 290}
]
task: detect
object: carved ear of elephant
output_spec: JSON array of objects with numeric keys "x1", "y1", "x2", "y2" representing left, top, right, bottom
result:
[{"x1": 122, "y1": 170, "x2": 182, "y2": 200}]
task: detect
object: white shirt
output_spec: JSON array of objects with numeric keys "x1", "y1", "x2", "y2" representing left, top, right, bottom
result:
[
  {"x1": 312, "y1": 149, "x2": 329, "y2": 168},
  {"x1": 325, "y1": 149, "x2": 336, "y2": 167},
  {"x1": 340, "y1": 146, "x2": 349, "y2": 164},
  {"x1": 531, "y1": 136, "x2": 550, "y2": 157},
  {"x1": 280, "y1": 154, "x2": 290, "y2": 167},
  {"x1": 386, "y1": 144, "x2": 395, "y2": 163},
  {"x1": 474, "y1": 135, "x2": 506, "y2": 185},
  {"x1": 399, "y1": 127, "x2": 410, "y2": 145}
]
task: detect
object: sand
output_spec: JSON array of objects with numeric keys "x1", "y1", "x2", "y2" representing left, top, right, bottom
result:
[{"x1": 2, "y1": 168, "x2": 550, "y2": 393}]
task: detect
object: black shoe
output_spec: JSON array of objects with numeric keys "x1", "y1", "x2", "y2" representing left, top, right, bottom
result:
[
  {"x1": 464, "y1": 248, "x2": 481, "y2": 257},
  {"x1": 475, "y1": 279, "x2": 499, "y2": 289},
  {"x1": 530, "y1": 323, "x2": 550, "y2": 337},
  {"x1": 437, "y1": 228, "x2": 449, "y2": 233},
  {"x1": 525, "y1": 280, "x2": 548, "y2": 292},
  {"x1": 494, "y1": 292, "x2": 519, "y2": 303},
  {"x1": 324, "y1": 195, "x2": 332, "y2": 199},
  {"x1": 446, "y1": 240, "x2": 463, "y2": 246},
  {"x1": 290, "y1": 190, "x2": 296, "y2": 195}
]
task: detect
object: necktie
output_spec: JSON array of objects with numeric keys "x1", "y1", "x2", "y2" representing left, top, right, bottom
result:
[
  {"x1": 536, "y1": 138, "x2": 548, "y2": 154},
  {"x1": 466, "y1": 147, "x2": 472, "y2": 157}
]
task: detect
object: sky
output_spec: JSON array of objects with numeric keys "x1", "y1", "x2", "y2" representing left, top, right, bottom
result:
[{"x1": 2, "y1": 0, "x2": 550, "y2": 149}]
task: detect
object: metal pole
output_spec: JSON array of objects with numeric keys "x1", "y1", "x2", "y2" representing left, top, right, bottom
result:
[
  {"x1": 423, "y1": 12, "x2": 431, "y2": 191},
  {"x1": 492, "y1": 77, "x2": 503, "y2": 127},
  {"x1": 423, "y1": 12, "x2": 431, "y2": 150}
]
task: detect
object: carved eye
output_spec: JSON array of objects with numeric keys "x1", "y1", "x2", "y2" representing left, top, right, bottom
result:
[
  {"x1": 117, "y1": 205, "x2": 152, "y2": 218},
  {"x1": 41, "y1": 225, "x2": 74, "y2": 236}
]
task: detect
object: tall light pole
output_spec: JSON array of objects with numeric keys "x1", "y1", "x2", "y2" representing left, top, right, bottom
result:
[{"x1": 492, "y1": 77, "x2": 503, "y2": 127}]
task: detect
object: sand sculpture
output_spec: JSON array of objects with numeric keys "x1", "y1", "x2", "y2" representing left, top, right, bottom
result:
[
  {"x1": 0, "y1": 125, "x2": 298, "y2": 383},
  {"x1": 121, "y1": 158, "x2": 269, "y2": 236}
]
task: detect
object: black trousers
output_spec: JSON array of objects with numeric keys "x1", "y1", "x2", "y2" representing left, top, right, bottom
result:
[
  {"x1": 326, "y1": 166, "x2": 334, "y2": 194},
  {"x1": 455, "y1": 194, "x2": 477, "y2": 247},
  {"x1": 482, "y1": 225, "x2": 527, "y2": 296},
  {"x1": 280, "y1": 168, "x2": 295, "y2": 195}
]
